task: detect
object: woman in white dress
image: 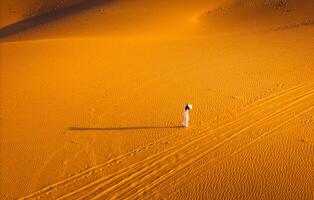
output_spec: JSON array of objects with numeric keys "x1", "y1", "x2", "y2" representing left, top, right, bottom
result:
[{"x1": 182, "y1": 104, "x2": 192, "y2": 127}]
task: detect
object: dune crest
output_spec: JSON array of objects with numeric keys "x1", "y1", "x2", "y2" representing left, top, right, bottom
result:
[{"x1": 0, "y1": 0, "x2": 93, "y2": 28}]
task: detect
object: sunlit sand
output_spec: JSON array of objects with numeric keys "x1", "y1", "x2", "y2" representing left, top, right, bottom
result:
[{"x1": 1, "y1": 0, "x2": 314, "y2": 199}]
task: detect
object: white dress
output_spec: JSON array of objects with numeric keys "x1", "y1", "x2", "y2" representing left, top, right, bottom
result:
[{"x1": 182, "y1": 109, "x2": 190, "y2": 127}]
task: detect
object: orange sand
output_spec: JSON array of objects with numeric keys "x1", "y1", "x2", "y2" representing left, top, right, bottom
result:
[{"x1": 1, "y1": 0, "x2": 314, "y2": 199}]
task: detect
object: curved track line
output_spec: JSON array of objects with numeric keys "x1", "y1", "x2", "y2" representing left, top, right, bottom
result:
[
  {"x1": 59, "y1": 91, "x2": 314, "y2": 199},
  {"x1": 72, "y1": 89, "x2": 314, "y2": 199},
  {"x1": 133, "y1": 106, "x2": 314, "y2": 200},
  {"x1": 89, "y1": 91, "x2": 314, "y2": 199},
  {"x1": 19, "y1": 81, "x2": 313, "y2": 200}
]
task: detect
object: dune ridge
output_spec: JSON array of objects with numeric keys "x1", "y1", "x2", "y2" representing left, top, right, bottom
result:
[
  {"x1": 0, "y1": 0, "x2": 94, "y2": 28},
  {"x1": 1, "y1": 0, "x2": 313, "y2": 41}
]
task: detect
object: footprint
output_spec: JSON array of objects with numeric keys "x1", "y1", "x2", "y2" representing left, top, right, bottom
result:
[
  {"x1": 304, "y1": 116, "x2": 314, "y2": 125},
  {"x1": 230, "y1": 96, "x2": 237, "y2": 100}
]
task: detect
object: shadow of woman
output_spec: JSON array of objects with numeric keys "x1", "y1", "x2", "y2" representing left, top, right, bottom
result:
[{"x1": 68, "y1": 125, "x2": 183, "y2": 131}]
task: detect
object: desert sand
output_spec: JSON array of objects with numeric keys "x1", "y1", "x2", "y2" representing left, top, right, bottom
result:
[{"x1": 1, "y1": 0, "x2": 314, "y2": 199}]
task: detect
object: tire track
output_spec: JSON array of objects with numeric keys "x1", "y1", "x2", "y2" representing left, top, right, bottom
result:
[
  {"x1": 19, "y1": 80, "x2": 313, "y2": 200},
  {"x1": 59, "y1": 88, "x2": 314, "y2": 199},
  {"x1": 88, "y1": 89, "x2": 314, "y2": 199},
  {"x1": 67, "y1": 85, "x2": 314, "y2": 199},
  {"x1": 135, "y1": 106, "x2": 314, "y2": 200}
]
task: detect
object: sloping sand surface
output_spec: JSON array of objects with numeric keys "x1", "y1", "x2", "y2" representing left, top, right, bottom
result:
[
  {"x1": 0, "y1": 0, "x2": 91, "y2": 28},
  {"x1": 1, "y1": 0, "x2": 314, "y2": 199}
]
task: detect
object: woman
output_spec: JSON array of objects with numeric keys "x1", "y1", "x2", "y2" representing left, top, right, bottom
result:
[{"x1": 182, "y1": 104, "x2": 192, "y2": 127}]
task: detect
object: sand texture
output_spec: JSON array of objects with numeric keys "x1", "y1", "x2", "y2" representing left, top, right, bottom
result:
[{"x1": 1, "y1": 0, "x2": 314, "y2": 199}]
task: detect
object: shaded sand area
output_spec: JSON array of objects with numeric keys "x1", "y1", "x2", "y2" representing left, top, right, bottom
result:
[
  {"x1": 0, "y1": 0, "x2": 92, "y2": 28},
  {"x1": 1, "y1": 0, "x2": 314, "y2": 199}
]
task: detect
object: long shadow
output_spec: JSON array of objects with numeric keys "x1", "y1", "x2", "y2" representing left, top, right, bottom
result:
[
  {"x1": 69, "y1": 125, "x2": 183, "y2": 131},
  {"x1": 0, "y1": 0, "x2": 113, "y2": 39}
]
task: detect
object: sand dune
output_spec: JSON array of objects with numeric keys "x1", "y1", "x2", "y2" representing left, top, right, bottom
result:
[
  {"x1": 1, "y1": 0, "x2": 314, "y2": 199},
  {"x1": 1, "y1": 0, "x2": 314, "y2": 40}
]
